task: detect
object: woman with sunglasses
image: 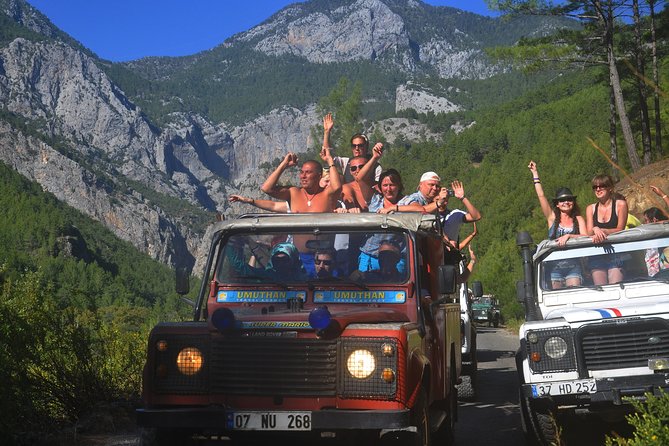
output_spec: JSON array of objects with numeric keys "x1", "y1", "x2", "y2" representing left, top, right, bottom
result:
[
  {"x1": 528, "y1": 161, "x2": 586, "y2": 246},
  {"x1": 585, "y1": 174, "x2": 628, "y2": 285},
  {"x1": 528, "y1": 161, "x2": 586, "y2": 288}
]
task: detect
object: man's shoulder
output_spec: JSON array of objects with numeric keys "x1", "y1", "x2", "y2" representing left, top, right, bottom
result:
[{"x1": 398, "y1": 191, "x2": 425, "y2": 205}]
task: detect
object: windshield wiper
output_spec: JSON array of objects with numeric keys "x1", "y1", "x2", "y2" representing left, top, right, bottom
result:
[{"x1": 307, "y1": 276, "x2": 368, "y2": 290}]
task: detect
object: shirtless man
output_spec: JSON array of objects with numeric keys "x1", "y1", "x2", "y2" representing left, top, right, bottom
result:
[
  {"x1": 261, "y1": 149, "x2": 342, "y2": 213},
  {"x1": 261, "y1": 149, "x2": 342, "y2": 275}
]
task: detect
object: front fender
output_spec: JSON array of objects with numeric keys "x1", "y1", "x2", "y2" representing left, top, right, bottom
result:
[{"x1": 407, "y1": 347, "x2": 430, "y2": 407}]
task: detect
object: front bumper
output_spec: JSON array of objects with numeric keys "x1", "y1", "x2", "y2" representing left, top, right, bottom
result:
[
  {"x1": 521, "y1": 372, "x2": 669, "y2": 411},
  {"x1": 136, "y1": 407, "x2": 410, "y2": 431}
]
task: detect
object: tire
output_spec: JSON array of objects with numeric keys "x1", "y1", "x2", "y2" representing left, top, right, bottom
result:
[
  {"x1": 493, "y1": 316, "x2": 500, "y2": 328},
  {"x1": 456, "y1": 373, "x2": 476, "y2": 401},
  {"x1": 519, "y1": 391, "x2": 559, "y2": 446},
  {"x1": 433, "y1": 362, "x2": 456, "y2": 446},
  {"x1": 410, "y1": 388, "x2": 431, "y2": 446}
]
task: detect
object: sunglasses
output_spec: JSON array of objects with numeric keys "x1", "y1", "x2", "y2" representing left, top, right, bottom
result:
[
  {"x1": 351, "y1": 143, "x2": 367, "y2": 149},
  {"x1": 349, "y1": 164, "x2": 365, "y2": 172},
  {"x1": 592, "y1": 184, "x2": 609, "y2": 190},
  {"x1": 315, "y1": 259, "x2": 333, "y2": 266},
  {"x1": 557, "y1": 198, "x2": 574, "y2": 203}
]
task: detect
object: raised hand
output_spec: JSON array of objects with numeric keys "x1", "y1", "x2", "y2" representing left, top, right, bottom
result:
[
  {"x1": 283, "y1": 152, "x2": 299, "y2": 168},
  {"x1": 451, "y1": 180, "x2": 465, "y2": 200},
  {"x1": 229, "y1": 194, "x2": 250, "y2": 204},
  {"x1": 323, "y1": 113, "x2": 334, "y2": 133},
  {"x1": 371, "y1": 142, "x2": 383, "y2": 160}
]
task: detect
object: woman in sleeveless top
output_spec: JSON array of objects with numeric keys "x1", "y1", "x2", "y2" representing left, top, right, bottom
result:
[
  {"x1": 585, "y1": 174, "x2": 628, "y2": 285},
  {"x1": 528, "y1": 161, "x2": 586, "y2": 288}
]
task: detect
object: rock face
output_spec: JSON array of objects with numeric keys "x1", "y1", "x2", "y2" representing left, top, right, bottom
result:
[
  {"x1": 0, "y1": 0, "x2": 571, "y2": 271},
  {"x1": 231, "y1": 0, "x2": 507, "y2": 79},
  {"x1": 395, "y1": 83, "x2": 461, "y2": 114}
]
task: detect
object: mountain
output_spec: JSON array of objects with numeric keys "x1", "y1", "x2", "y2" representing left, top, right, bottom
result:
[{"x1": 0, "y1": 0, "x2": 577, "y2": 271}]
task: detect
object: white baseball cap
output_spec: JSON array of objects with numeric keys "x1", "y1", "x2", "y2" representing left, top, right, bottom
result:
[{"x1": 419, "y1": 171, "x2": 441, "y2": 183}]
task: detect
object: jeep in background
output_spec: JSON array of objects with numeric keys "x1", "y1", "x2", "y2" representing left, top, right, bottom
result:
[
  {"x1": 472, "y1": 294, "x2": 501, "y2": 328},
  {"x1": 136, "y1": 212, "x2": 462, "y2": 445},
  {"x1": 456, "y1": 279, "x2": 479, "y2": 400},
  {"x1": 515, "y1": 223, "x2": 669, "y2": 446}
]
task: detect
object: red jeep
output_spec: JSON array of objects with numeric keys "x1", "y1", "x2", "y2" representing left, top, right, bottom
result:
[{"x1": 137, "y1": 212, "x2": 461, "y2": 445}]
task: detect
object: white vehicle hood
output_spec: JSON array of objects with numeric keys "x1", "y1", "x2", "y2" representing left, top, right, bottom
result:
[{"x1": 544, "y1": 301, "x2": 669, "y2": 323}]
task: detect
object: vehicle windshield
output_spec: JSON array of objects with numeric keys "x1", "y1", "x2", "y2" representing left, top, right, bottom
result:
[
  {"x1": 216, "y1": 229, "x2": 410, "y2": 287},
  {"x1": 539, "y1": 235, "x2": 669, "y2": 291}
]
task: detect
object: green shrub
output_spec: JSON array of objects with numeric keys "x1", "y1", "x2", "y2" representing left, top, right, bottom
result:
[{"x1": 605, "y1": 391, "x2": 669, "y2": 446}]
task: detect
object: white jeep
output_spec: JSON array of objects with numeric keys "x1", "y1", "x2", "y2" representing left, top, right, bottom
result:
[{"x1": 515, "y1": 223, "x2": 669, "y2": 445}]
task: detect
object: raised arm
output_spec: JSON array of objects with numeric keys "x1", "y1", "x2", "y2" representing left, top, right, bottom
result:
[
  {"x1": 356, "y1": 143, "x2": 383, "y2": 203},
  {"x1": 651, "y1": 185, "x2": 669, "y2": 209},
  {"x1": 528, "y1": 160, "x2": 553, "y2": 223},
  {"x1": 451, "y1": 181, "x2": 481, "y2": 222},
  {"x1": 320, "y1": 146, "x2": 342, "y2": 198},
  {"x1": 458, "y1": 222, "x2": 478, "y2": 250},
  {"x1": 322, "y1": 113, "x2": 334, "y2": 150},
  {"x1": 229, "y1": 194, "x2": 289, "y2": 213},
  {"x1": 261, "y1": 152, "x2": 297, "y2": 201}
]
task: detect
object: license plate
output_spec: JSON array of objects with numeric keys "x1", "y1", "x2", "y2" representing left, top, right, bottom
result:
[
  {"x1": 532, "y1": 379, "x2": 596, "y2": 397},
  {"x1": 227, "y1": 412, "x2": 311, "y2": 431}
]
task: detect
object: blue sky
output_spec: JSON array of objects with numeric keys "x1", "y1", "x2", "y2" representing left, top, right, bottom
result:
[{"x1": 25, "y1": 0, "x2": 499, "y2": 62}]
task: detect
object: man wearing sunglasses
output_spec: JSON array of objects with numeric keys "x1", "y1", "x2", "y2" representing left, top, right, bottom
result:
[{"x1": 313, "y1": 249, "x2": 338, "y2": 278}]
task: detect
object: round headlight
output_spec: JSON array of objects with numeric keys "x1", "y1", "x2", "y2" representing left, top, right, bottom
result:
[
  {"x1": 544, "y1": 337, "x2": 568, "y2": 359},
  {"x1": 176, "y1": 347, "x2": 204, "y2": 375},
  {"x1": 346, "y1": 349, "x2": 376, "y2": 379}
]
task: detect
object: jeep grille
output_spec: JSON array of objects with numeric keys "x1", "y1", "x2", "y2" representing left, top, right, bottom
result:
[
  {"x1": 210, "y1": 337, "x2": 337, "y2": 395},
  {"x1": 578, "y1": 318, "x2": 669, "y2": 372}
]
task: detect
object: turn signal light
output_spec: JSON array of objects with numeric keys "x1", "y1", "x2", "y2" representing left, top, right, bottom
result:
[{"x1": 530, "y1": 352, "x2": 541, "y2": 362}]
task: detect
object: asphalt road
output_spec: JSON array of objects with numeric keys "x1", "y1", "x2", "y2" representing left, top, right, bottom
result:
[
  {"x1": 455, "y1": 325, "x2": 633, "y2": 446},
  {"x1": 454, "y1": 325, "x2": 525, "y2": 446}
]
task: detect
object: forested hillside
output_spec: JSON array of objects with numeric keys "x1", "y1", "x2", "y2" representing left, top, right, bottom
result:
[
  {"x1": 0, "y1": 162, "x2": 195, "y2": 443},
  {"x1": 379, "y1": 62, "x2": 666, "y2": 319}
]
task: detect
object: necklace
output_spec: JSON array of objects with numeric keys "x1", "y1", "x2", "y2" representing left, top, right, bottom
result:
[{"x1": 303, "y1": 189, "x2": 318, "y2": 207}]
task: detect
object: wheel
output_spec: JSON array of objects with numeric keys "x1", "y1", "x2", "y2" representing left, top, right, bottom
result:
[
  {"x1": 433, "y1": 362, "x2": 456, "y2": 446},
  {"x1": 519, "y1": 391, "x2": 559, "y2": 446},
  {"x1": 411, "y1": 388, "x2": 431, "y2": 446},
  {"x1": 381, "y1": 387, "x2": 431, "y2": 446},
  {"x1": 456, "y1": 373, "x2": 476, "y2": 401},
  {"x1": 493, "y1": 315, "x2": 500, "y2": 328}
]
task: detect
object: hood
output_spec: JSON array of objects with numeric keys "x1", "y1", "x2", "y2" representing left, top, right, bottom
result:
[{"x1": 544, "y1": 301, "x2": 669, "y2": 323}]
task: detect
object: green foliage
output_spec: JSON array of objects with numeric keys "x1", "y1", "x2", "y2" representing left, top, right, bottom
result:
[
  {"x1": 605, "y1": 391, "x2": 669, "y2": 446},
  {"x1": 0, "y1": 162, "x2": 196, "y2": 444}
]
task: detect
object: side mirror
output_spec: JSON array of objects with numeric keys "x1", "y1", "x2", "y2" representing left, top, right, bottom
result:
[
  {"x1": 472, "y1": 281, "x2": 483, "y2": 297},
  {"x1": 176, "y1": 266, "x2": 191, "y2": 295},
  {"x1": 438, "y1": 264, "x2": 457, "y2": 295}
]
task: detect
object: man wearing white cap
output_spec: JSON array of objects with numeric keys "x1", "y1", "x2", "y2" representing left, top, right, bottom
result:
[{"x1": 397, "y1": 171, "x2": 442, "y2": 209}]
